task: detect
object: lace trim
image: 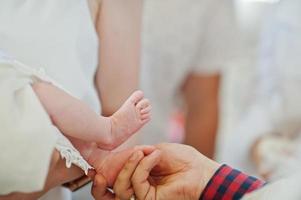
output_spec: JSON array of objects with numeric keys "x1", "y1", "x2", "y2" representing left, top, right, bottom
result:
[{"x1": 55, "y1": 135, "x2": 93, "y2": 175}]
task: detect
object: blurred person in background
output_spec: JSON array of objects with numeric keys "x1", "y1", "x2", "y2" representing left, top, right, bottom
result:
[
  {"x1": 221, "y1": 0, "x2": 301, "y2": 181},
  {"x1": 99, "y1": 0, "x2": 241, "y2": 159},
  {"x1": 251, "y1": 0, "x2": 301, "y2": 181}
]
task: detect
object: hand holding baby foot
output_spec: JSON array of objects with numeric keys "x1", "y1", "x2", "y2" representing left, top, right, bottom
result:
[
  {"x1": 87, "y1": 145, "x2": 156, "y2": 186},
  {"x1": 103, "y1": 90, "x2": 151, "y2": 149}
]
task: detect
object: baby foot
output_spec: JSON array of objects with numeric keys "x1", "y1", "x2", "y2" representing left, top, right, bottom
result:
[{"x1": 102, "y1": 91, "x2": 151, "y2": 150}]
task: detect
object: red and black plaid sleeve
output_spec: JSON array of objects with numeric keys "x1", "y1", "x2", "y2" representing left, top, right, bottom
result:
[{"x1": 200, "y1": 164, "x2": 265, "y2": 200}]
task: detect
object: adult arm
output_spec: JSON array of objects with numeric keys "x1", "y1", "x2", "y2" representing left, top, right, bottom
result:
[
  {"x1": 0, "y1": 150, "x2": 84, "y2": 200},
  {"x1": 182, "y1": 0, "x2": 240, "y2": 159},
  {"x1": 94, "y1": 0, "x2": 142, "y2": 116},
  {"x1": 182, "y1": 74, "x2": 220, "y2": 159}
]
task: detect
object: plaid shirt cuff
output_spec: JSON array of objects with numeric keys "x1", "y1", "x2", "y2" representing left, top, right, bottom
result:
[{"x1": 200, "y1": 164, "x2": 265, "y2": 200}]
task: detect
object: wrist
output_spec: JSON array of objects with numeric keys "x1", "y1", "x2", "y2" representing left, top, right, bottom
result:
[{"x1": 193, "y1": 155, "x2": 221, "y2": 199}]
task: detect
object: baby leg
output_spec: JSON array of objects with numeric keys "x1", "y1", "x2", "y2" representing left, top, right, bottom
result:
[
  {"x1": 77, "y1": 90, "x2": 151, "y2": 150},
  {"x1": 33, "y1": 82, "x2": 151, "y2": 150},
  {"x1": 32, "y1": 81, "x2": 112, "y2": 142}
]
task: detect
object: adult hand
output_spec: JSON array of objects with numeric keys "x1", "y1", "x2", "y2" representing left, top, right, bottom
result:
[
  {"x1": 92, "y1": 143, "x2": 220, "y2": 200},
  {"x1": 87, "y1": 145, "x2": 155, "y2": 186},
  {"x1": 70, "y1": 137, "x2": 156, "y2": 193}
]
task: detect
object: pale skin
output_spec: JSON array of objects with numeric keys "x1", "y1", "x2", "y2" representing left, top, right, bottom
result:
[
  {"x1": 90, "y1": 143, "x2": 221, "y2": 200},
  {"x1": 0, "y1": 144, "x2": 156, "y2": 200},
  {"x1": 95, "y1": 0, "x2": 143, "y2": 116},
  {"x1": 32, "y1": 82, "x2": 151, "y2": 150},
  {"x1": 96, "y1": 0, "x2": 220, "y2": 158},
  {"x1": 32, "y1": 0, "x2": 147, "y2": 152}
]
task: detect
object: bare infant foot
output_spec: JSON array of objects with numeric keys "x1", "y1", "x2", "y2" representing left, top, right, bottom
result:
[{"x1": 101, "y1": 91, "x2": 151, "y2": 150}]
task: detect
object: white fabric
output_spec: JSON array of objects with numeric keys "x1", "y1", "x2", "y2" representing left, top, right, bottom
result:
[
  {"x1": 0, "y1": 59, "x2": 58, "y2": 194},
  {"x1": 140, "y1": 0, "x2": 241, "y2": 144},
  {"x1": 220, "y1": 0, "x2": 301, "y2": 176},
  {"x1": 243, "y1": 170, "x2": 301, "y2": 200},
  {"x1": 219, "y1": 103, "x2": 275, "y2": 176},
  {"x1": 0, "y1": 58, "x2": 92, "y2": 194},
  {"x1": 254, "y1": 135, "x2": 301, "y2": 181},
  {"x1": 56, "y1": 133, "x2": 92, "y2": 175},
  {"x1": 0, "y1": 0, "x2": 99, "y2": 108},
  {"x1": 0, "y1": 0, "x2": 98, "y2": 196},
  {"x1": 257, "y1": 0, "x2": 301, "y2": 131}
]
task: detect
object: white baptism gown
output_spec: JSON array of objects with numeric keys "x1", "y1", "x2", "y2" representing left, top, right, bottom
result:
[{"x1": 0, "y1": 0, "x2": 99, "y2": 198}]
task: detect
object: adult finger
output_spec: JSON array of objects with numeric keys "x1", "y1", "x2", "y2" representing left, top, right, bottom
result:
[
  {"x1": 134, "y1": 145, "x2": 156, "y2": 155},
  {"x1": 99, "y1": 145, "x2": 155, "y2": 186},
  {"x1": 91, "y1": 173, "x2": 115, "y2": 200},
  {"x1": 132, "y1": 150, "x2": 162, "y2": 200},
  {"x1": 114, "y1": 151, "x2": 144, "y2": 200}
]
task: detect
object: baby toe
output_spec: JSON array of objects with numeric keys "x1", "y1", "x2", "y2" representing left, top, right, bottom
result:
[
  {"x1": 129, "y1": 90, "x2": 144, "y2": 104},
  {"x1": 141, "y1": 105, "x2": 152, "y2": 114},
  {"x1": 141, "y1": 113, "x2": 151, "y2": 121},
  {"x1": 141, "y1": 118, "x2": 151, "y2": 125},
  {"x1": 136, "y1": 99, "x2": 150, "y2": 110}
]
